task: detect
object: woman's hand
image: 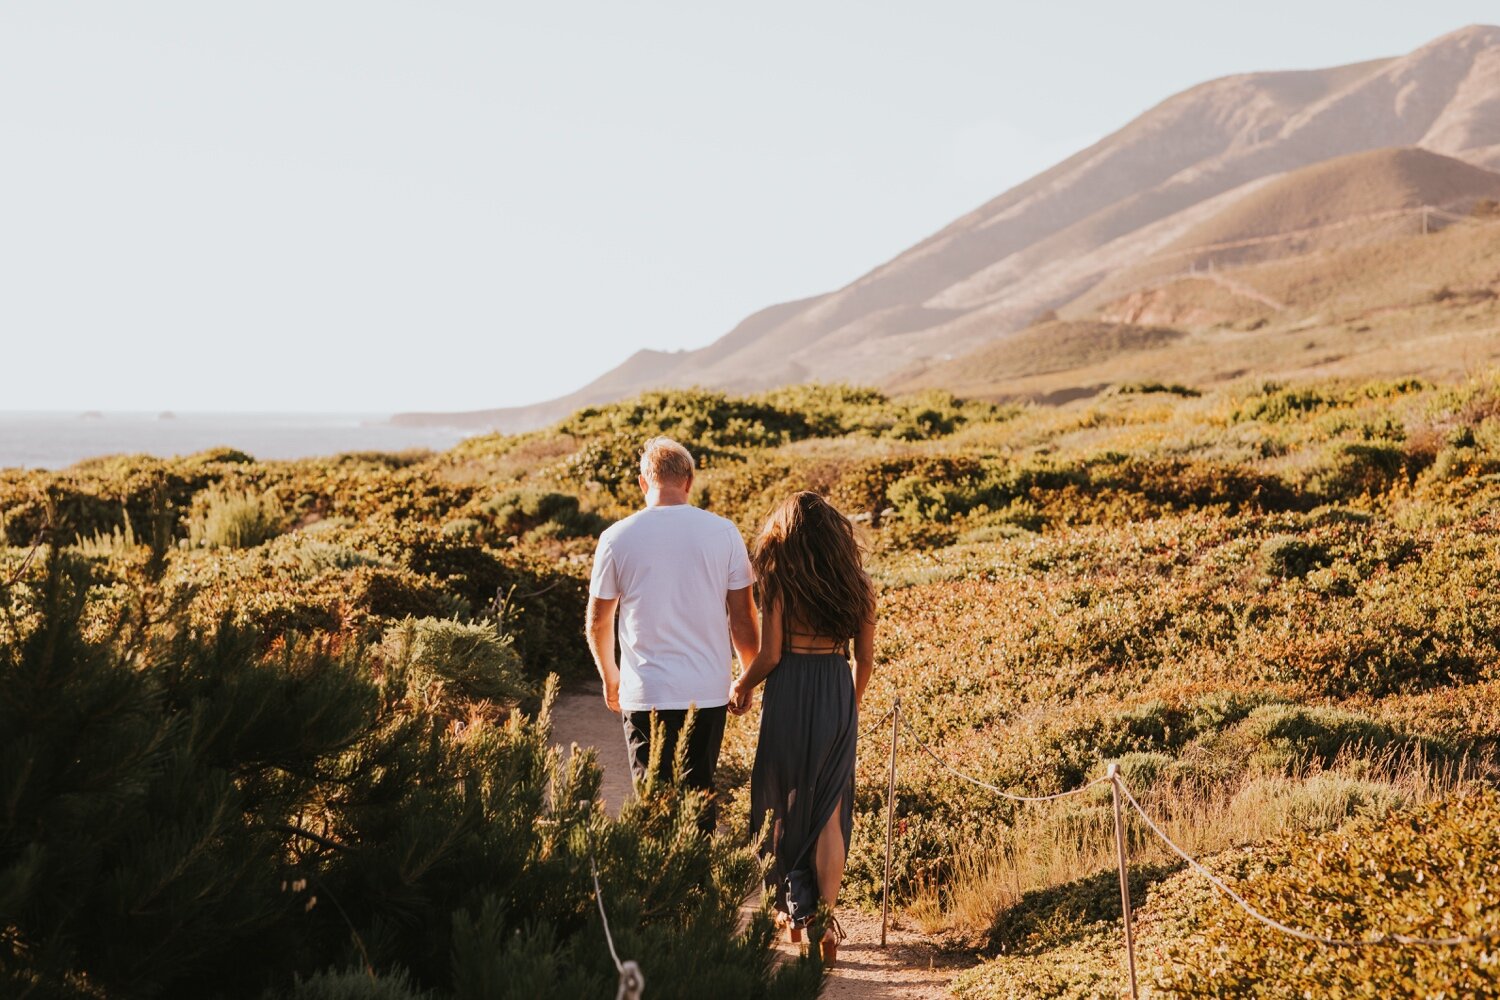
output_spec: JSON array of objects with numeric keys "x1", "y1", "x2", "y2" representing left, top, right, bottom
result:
[{"x1": 728, "y1": 677, "x2": 753, "y2": 715}]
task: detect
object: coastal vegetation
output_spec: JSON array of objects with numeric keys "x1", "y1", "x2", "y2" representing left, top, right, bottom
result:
[{"x1": 4, "y1": 373, "x2": 1500, "y2": 996}]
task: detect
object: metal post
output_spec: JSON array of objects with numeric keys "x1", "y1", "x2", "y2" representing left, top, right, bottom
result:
[
  {"x1": 880, "y1": 697, "x2": 901, "y2": 948},
  {"x1": 1108, "y1": 764, "x2": 1140, "y2": 1000}
]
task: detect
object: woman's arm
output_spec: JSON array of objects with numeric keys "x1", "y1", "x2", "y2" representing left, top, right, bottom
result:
[
  {"x1": 728, "y1": 598, "x2": 782, "y2": 713},
  {"x1": 852, "y1": 611, "x2": 875, "y2": 708}
]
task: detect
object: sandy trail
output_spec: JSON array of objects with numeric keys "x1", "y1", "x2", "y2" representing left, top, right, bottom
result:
[
  {"x1": 550, "y1": 687, "x2": 635, "y2": 816},
  {"x1": 772, "y1": 909, "x2": 968, "y2": 1000},
  {"x1": 549, "y1": 690, "x2": 966, "y2": 998}
]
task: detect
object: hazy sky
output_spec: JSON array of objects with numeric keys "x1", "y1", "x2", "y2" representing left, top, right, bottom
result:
[{"x1": 4, "y1": 3, "x2": 1496, "y2": 413}]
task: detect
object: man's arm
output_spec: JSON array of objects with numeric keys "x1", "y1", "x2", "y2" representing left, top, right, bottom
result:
[
  {"x1": 728, "y1": 597, "x2": 782, "y2": 714},
  {"x1": 727, "y1": 585, "x2": 759, "y2": 671},
  {"x1": 585, "y1": 596, "x2": 621, "y2": 713}
]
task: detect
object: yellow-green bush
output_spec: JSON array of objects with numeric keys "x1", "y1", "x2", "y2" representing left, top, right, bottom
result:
[
  {"x1": 1156, "y1": 791, "x2": 1500, "y2": 998},
  {"x1": 187, "y1": 486, "x2": 284, "y2": 549}
]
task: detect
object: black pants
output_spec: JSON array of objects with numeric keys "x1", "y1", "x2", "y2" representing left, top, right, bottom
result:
[{"x1": 622, "y1": 704, "x2": 727, "y2": 832}]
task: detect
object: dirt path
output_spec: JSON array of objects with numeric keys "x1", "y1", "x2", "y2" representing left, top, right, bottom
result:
[
  {"x1": 1195, "y1": 271, "x2": 1287, "y2": 311},
  {"x1": 773, "y1": 909, "x2": 968, "y2": 1000},
  {"x1": 550, "y1": 688, "x2": 634, "y2": 816},
  {"x1": 549, "y1": 690, "x2": 966, "y2": 998}
]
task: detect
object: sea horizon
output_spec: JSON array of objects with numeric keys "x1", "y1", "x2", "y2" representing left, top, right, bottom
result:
[{"x1": 0, "y1": 409, "x2": 477, "y2": 471}]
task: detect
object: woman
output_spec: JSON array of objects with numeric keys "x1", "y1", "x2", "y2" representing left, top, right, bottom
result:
[{"x1": 727, "y1": 491, "x2": 876, "y2": 968}]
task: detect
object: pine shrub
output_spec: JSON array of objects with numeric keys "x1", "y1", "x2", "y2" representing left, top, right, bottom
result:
[{"x1": 0, "y1": 548, "x2": 821, "y2": 1000}]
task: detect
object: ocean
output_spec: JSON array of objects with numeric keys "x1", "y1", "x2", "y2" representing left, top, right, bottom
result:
[{"x1": 0, "y1": 412, "x2": 474, "y2": 471}]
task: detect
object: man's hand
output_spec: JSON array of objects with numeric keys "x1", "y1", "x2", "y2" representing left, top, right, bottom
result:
[{"x1": 603, "y1": 674, "x2": 621, "y2": 714}]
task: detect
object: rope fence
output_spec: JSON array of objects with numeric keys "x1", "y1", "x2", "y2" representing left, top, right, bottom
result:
[
  {"x1": 867, "y1": 696, "x2": 1500, "y2": 999},
  {"x1": 857, "y1": 705, "x2": 895, "y2": 740},
  {"x1": 575, "y1": 688, "x2": 1497, "y2": 998},
  {"x1": 586, "y1": 830, "x2": 645, "y2": 1000}
]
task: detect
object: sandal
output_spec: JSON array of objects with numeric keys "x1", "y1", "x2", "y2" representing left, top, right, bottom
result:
[
  {"x1": 812, "y1": 908, "x2": 847, "y2": 969},
  {"x1": 774, "y1": 909, "x2": 803, "y2": 944}
]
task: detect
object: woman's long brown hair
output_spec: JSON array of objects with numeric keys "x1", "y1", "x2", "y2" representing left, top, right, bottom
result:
[{"x1": 752, "y1": 491, "x2": 875, "y2": 640}]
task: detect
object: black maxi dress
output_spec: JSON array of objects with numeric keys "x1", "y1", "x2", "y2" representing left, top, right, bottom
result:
[{"x1": 749, "y1": 637, "x2": 858, "y2": 921}]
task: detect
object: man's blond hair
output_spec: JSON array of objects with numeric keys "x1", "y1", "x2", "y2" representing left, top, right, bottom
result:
[{"x1": 639, "y1": 436, "x2": 695, "y2": 486}]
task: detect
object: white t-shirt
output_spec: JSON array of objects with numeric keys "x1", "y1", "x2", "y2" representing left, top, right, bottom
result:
[{"x1": 588, "y1": 503, "x2": 753, "y2": 711}]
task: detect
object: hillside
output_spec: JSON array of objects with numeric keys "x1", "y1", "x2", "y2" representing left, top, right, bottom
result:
[
  {"x1": 1066, "y1": 146, "x2": 1500, "y2": 306},
  {"x1": 399, "y1": 24, "x2": 1500, "y2": 432},
  {"x1": 896, "y1": 218, "x2": 1500, "y2": 403},
  {"x1": 890, "y1": 320, "x2": 1185, "y2": 399},
  {"x1": 1169, "y1": 146, "x2": 1500, "y2": 248}
]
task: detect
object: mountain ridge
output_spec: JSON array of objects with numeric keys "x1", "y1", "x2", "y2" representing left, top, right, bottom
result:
[{"x1": 396, "y1": 25, "x2": 1500, "y2": 432}]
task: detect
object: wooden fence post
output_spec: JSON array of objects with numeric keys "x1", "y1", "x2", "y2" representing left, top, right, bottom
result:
[
  {"x1": 881, "y1": 697, "x2": 901, "y2": 948},
  {"x1": 1108, "y1": 763, "x2": 1140, "y2": 999}
]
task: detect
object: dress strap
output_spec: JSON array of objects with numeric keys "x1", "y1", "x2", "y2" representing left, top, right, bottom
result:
[{"x1": 783, "y1": 604, "x2": 852, "y2": 657}]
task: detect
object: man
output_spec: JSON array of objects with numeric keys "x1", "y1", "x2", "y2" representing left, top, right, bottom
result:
[{"x1": 585, "y1": 436, "x2": 758, "y2": 829}]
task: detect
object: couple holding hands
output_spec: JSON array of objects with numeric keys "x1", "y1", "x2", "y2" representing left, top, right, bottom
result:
[{"x1": 585, "y1": 437, "x2": 876, "y2": 967}]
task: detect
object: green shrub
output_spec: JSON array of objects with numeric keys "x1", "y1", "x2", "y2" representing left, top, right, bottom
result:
[
  {"x1": 275, "y1": 968, "x2": 433, "y2": 1000},
  {"x1": 889, "y1": 475, "x2": 956, "y2": 523},
  {"x1": 559, "y1": 431, "x2": 655, "y2": 496},
  {"x1": 555, "y1": 385, "x2": 988, "y2": 473},
  {"x1": 1233, "y1": 384, "x2": 1336, "y2": 423},
  {"x1": 1157, "y1": 791, "x2": 1500, "y2": 997},
  {"x1": 1117, "y1": 381, "x2": 1201, "y2": 397},
  {"x1": 1429, "y1": 444, "x2": 1500, "y2": 482},
  {"x1": 1109, "y1": 751, "x2": 1176, "y2": 789},
  {"x1": 391, "y1": 530, "x2": 591, "y2": 677},
  {"x1": 750, "y1": 383, "x2": 889, "y2": 436},
  {"x1": 1234, "y1": 379, "x2": 1428, "y2": 424},
  {"x1": 1234, "y1": 704, "x2": 1433, "y2": 768},
  {"x1": 1302, "y1": 504, "x2": 1372, "y2": 527},
  {"x1": 953, "y1": 928, "x2": 1119, "y2": 1000},
  {"x1": 189, "y1": 486, "x2": 284, "y2": 548},
  {"x1": 440, "y1": 517, "x2": 483, "y2": 540},
  {"x1": 985, "y1": 863, "x2": 1179, "y2": 958},
  {"x1": 559, "y1": 388, "x2": 796, "y2": 449},
  {"x1": 72, "y1": 506, "x2": 140, "y2": 560},
  {"x1": 278, "y1": 539, "x2": 389, "y2": 573},
  {"x1": 1251, "y1": 771, "x2": 1408, "y2": 833},
  {"x1": 187, "y1": 446, "x2": 256, "y2": 465},
  {"x1": 1257, "y1": 535, "x2": 1330, "y2": 578},
  {"x1": 1309, "y1": 440, "x2": 1410, "y2": 498},
  {"x1": 480, "y1": 489, "x2": 608, "y2": 541}
]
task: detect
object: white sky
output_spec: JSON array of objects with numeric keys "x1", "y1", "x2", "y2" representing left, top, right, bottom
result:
[{"x1": 3, "y1": 2, "x2": 1495, "y2": 413}]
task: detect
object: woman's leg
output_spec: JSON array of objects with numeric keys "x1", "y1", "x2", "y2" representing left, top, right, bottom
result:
[
  {"x1": 812, "y1": 802, "x2": 848, "y2": 966},
  {"x1": 813, "y1": 803, "x2": 845, "y2": 908}
]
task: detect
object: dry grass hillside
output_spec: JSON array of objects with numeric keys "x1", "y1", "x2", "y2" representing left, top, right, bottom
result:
[
  {"x1": 890, "y1": 321, "x2": 1184, "y2": 399},
  {"x1": 898, "y1": 219, "x2": 1500, "y2": 403},
  {"x1": 1072, "y1": 147, "x2": 1500, "y2": 305},
  {"x1": 1171, "y1": 147, "x2": 1500, "y2": 249}
]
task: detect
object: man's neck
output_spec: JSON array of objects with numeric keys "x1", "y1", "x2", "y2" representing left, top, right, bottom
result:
[{"x1": 645, "y1": 489, "x2": 691, "y2": 507}]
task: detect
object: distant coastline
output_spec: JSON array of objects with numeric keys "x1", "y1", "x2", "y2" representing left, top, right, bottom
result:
[{"x1": 0, "y1": 411, "x2": 473, "y2": 471}]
